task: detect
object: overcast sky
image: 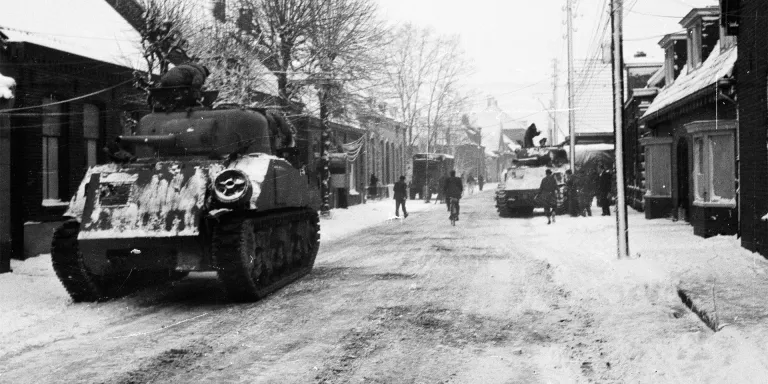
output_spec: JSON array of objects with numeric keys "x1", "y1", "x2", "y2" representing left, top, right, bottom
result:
[{"x1": 376, "y1": 0, "x2": 717, "y2": 129}]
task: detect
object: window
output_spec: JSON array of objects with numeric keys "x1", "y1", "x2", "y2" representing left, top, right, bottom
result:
[
  {"x1": 644, "y1": 141, "x2": 672, "y2": 197},
  {"x1": 686, "y1": 121, "x2": 736, "y2": 206},
  {"x1": 42, "y1": 97, "x2": 61, "y2": 201},
  {"x1": 83, "y1": 104, "x2": 100, "y2": 167}
]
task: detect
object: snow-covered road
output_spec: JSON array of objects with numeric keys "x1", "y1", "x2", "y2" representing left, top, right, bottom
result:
[{"x1": 2, "y1": 190, "x2": 768, "y2": 383}]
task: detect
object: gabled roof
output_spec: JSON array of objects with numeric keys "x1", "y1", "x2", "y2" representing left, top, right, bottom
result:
[
  {"x1": 499, "y1": 129, "x2": 523, "y2": 153},
  {"x1": 0, "y1": 0, "x2": 144, "y2": 70},
  {"x1": 641, "y1": 41, "x2": 736, "y2": 122}
]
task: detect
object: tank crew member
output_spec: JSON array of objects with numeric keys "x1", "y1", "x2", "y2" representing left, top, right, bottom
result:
[
  {"x1": 264, "y1": 109, "x2": 296, "y2": 149},
  {"x1": 159, "y1": 62, "x2": 210, "y2": 89}
]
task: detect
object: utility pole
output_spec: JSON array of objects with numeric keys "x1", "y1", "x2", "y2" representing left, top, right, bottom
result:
[
  {"x1": 552, "y1": 59, "x2": 559, "y2": 145},
  {"x1": 611, "y1": 0, "x2": 629, "y2": 259},
  {"x1": 477, "y1": 127, "x2": 482, "y2": 180},
  {"x1": 566, "y1": 0, "x2": 576, "y2": 171}
]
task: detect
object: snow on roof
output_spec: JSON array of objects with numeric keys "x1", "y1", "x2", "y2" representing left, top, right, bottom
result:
[
  {"x1": 0, "y1": 0, "x2": 144, "y2": 71},
  {"x1": 642, "y1": 42, "x2": 736, "y2": 120},
  {"x1": 501, "y1": 132, "x2": 522, "y2": 152},
  {"x1": 0, "y1": 72, "x2": 15, "y2": 99}
]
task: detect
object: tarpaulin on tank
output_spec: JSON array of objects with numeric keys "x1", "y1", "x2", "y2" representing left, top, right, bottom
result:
[{"x1": 69, "y1": 161, "x2": 223, "y2": 240}]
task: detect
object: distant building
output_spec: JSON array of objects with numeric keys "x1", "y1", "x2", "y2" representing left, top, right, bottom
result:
[{"x1": 573, "y1": 59, "x2": 613, "y2": 133}]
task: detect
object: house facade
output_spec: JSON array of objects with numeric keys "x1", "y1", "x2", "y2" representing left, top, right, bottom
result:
[
  {"x1": 638, "y1": 6, "x2": 739, "y2": 238},
  {"x1": 0, "y1": 1, "x2": 146, "y2": 258}
]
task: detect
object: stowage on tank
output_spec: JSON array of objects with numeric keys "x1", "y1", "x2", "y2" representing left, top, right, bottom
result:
[{"x1": 51, "y1": 68, "x2": 320, "y2": 302}]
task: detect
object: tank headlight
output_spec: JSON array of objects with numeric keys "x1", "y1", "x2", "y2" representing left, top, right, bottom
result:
[{"x1": 213, "y1": 169, "x2": 251, "y2": 203}]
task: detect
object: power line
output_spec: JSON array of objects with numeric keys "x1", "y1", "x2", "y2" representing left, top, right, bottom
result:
[{"x1": 0, "y1": 80, "x2": 133, "y2": 113}]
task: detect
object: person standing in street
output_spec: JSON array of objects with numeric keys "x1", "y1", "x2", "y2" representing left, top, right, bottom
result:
[
  {"x1": 564, "y1": 169, "x2": 580, "y2": 217},
  {"x1": 443, "y1": 170, "x2": 464, "y2": 220},
  {"x1": 596, "y1": 163, "x2": 612, "y2": 216},
  {"x1": 478, "y1": 174, "x2": 484, "y2": 191},
  {"x1": 394, "y1": 175, "x2": 409, "y2": 218},
  {"x1": 537, "y1": 169, "x2": 558, "y2": 224}
]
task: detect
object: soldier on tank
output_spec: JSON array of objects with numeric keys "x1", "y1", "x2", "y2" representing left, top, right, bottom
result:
[{"x1": 159, "y1": 62, "x2": 210, "y2": 89}]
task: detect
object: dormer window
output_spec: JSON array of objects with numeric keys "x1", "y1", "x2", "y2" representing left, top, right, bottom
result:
[
  {"x1": 680, "y1": 7, "x2": 721, "y2": 72},
  {"x1": 659, "y1": 32, "x2": 687, "y2": 86}
]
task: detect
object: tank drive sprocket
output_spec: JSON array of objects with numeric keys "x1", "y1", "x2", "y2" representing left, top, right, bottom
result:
[{"x1": 212, "y1": 208, "x2": 320, "y2": 302}]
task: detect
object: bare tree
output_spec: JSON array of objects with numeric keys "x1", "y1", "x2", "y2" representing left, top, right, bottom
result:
[
  {"x1": 381, "y1": 24, "x2": 472, "y2": 165},
  {"x1": 304, "y1": 0, "x2": 385, "y2": 215},
  {"x1": 132, "y1": 0, "x2": 194, "y2": 94},
  {"x1": 232, "y1": 0, "x2": 321, "y2": 110},
  {"x1": 186, "y1": 20, "x2": 274, "y2": 106}
]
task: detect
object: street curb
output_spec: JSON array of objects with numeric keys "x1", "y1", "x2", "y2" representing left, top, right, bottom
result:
[{"x1": 677, "y1": 288, "x2": 719, "y2": 332}]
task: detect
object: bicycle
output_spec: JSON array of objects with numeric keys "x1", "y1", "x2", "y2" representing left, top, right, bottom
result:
[{"x1": 449, "y1": 197, "x2": 459, "y2": 226}]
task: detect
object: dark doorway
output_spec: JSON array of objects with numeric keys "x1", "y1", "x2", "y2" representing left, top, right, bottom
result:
[{"x1": 676, "y1": 139, "x2": 690, "y2": 222}]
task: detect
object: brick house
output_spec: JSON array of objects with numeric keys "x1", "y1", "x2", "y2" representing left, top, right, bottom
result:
[
  {"x1": 0, "y1": 0, "x2": 146, "y2": 258},
  {"x1": 622, "y1": 57, "x2": 663, "y2": 211},
  {"x1": 638, "y1": 6, "x2": 739, "y2": 238},
  {"x1": 726, "y1": 0, "x2": 768, "y2": 255}
]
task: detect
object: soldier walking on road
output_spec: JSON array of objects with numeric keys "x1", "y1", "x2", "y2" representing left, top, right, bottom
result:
[
  {"x1": 537, "y1": 169, "x2": 558, "y2": 224},
  {"x1": 394, "y1": 176, "x2": 409, "y2": 218}
]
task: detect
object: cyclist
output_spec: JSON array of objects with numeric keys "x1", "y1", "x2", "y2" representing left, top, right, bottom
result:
[{"x1": 443, "y1": 170, "x2": 464, "y2": 221}]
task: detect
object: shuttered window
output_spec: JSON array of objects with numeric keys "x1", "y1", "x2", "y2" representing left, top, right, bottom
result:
[
  {"x1": 42, "y1": 97, "x2": 60, "y2": 201},
  {"x1": 83, "y1": 104, "x2": 100, "y2": 167}
]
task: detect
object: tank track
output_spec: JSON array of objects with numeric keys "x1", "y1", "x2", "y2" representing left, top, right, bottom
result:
[
  {"x1": 497, "y1": 204, "x2": 512, "y2": 218},
  {"x1": 52, "y1": 220, "x2": 189, "y2": 302},
  {"x1": 212, "y1": 208, "x2": 320, "y2": 302},
  {"x1": 51, "y1": 220, "x2": 112, "y2": 302}
]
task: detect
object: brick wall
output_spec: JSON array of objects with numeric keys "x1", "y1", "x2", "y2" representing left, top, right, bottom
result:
[
  {"x1": 1, "y1": 43, "x2": 143, "y2": 257},
  {"x1": 736, "y1": 0, "x2": 768, "y2": 255}
]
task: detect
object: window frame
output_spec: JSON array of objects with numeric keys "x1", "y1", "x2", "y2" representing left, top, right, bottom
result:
[
  {"x1": 686, "y1": 121, "x2": 737, "y2": 208},
  {"x1": 83, "y1": 103, "x2": 101, "y2": 168},
  {"x1": 640, "y1": 137, "x2": 673, "y2": 198},
  {"x1": 42, "y1": 96, "x2": 61, "y2": 202}
]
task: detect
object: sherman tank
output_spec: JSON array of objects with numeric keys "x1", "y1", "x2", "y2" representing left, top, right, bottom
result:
[
  {"x1": 495, "y1": 147, "x2": 568, "y2": 217},
  {"x1": 51, "y1": 84, "x2": 320, "y2": 302}
]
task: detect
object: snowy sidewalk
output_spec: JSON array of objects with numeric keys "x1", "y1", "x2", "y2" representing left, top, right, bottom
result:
[{"x1": 625, "y1": 211, "x2": 768, "y2": 334}]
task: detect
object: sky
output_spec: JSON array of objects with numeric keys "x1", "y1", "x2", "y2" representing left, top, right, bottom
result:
[{"x1": 376, "y1": 0, "x2": 717, "y2": 139}]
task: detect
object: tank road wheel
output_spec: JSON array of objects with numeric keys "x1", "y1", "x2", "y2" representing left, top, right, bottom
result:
[
  {"x1": 294, "y1": 210, "x2": 320, "y2": 269},
  {"x1": 213, "y1": 218, "x2": 269, "y2": 302},
  {"x1": 497, "y1": 205, "x2": 512, "y2": 218},
  {"x1": 51, "y1": 220, "x2": 110, "y2": 302},
  {"x1": 270, "y1": 225, "x2": 290, "y2": 278}
]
